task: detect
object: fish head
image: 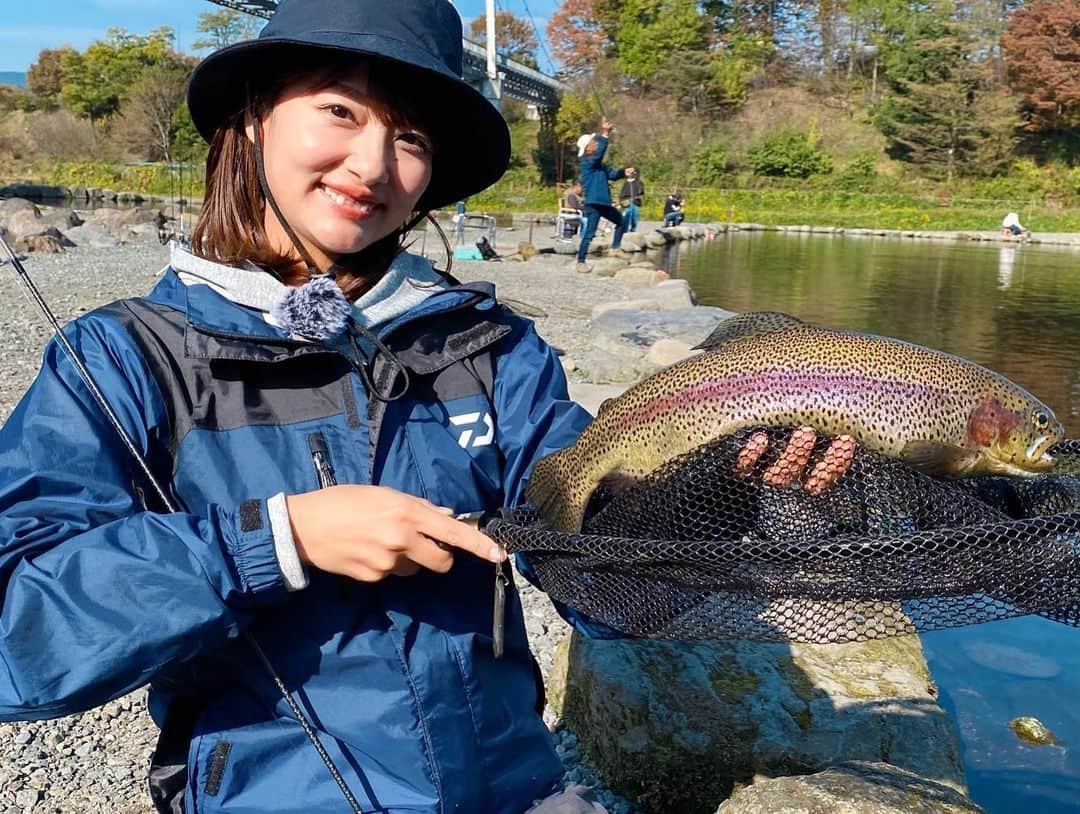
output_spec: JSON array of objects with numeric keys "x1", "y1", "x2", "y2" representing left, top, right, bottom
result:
[{"x1": 963, "y1": 396, "x2": 1064, "y2": 476}]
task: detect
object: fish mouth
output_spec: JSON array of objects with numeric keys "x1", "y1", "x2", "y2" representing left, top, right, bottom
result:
[{"x1": 991, "y1": 433, "x2": 1060, "y2": 476}]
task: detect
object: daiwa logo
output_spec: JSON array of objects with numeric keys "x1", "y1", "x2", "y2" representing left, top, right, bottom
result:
[{"x1": 449, "y1": 411, "x2": 494, "y2": 449}]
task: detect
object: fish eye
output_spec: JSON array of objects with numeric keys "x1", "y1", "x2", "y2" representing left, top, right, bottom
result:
[{"x1": 1033, "y1": 411, "x2": 1049, "y2": 428}]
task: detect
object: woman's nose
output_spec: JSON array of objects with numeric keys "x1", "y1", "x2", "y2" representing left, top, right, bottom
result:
[{"x1": 345, "y1": 127, "x2": 393, "y2": 186}]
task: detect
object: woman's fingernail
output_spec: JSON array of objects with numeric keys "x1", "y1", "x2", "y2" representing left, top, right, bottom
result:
[{"x1": 490, "y1": 545, "x2": 505, "y2": 562}]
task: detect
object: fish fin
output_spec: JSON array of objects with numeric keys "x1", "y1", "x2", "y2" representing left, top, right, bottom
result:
[
  {"x1": 901, "y1": 440, "x2": 980, "y2": 477},
  {"x1": 524, "y1": 445, "x2": 589, "y2": 533},
  {"x1": 693, "y1": 311, "x2": 806, "y2": 351},
  {"x1": 598, "y1": 470, "x2": 639, "y2": 495}
]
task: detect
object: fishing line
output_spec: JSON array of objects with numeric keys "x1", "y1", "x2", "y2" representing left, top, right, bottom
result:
[{"x1": 0, "y1": 233, "x2": 366, "y2": 814}]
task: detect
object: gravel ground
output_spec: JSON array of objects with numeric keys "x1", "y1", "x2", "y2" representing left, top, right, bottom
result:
[{"x1": 0, "y1": 239, "x2": 639, "y2": 814}]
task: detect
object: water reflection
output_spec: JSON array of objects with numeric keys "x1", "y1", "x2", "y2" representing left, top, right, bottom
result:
[
  {"x1": 662, "y1": 232, "x2": 1080, "y2": 813},
  {"x1": 663, "y1": 233, "x2": 1080, "y2": 436}
]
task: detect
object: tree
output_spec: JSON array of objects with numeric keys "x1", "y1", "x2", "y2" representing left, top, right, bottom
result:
[
  {"x1": 874, "y1": 14, "x2": 1018, "y2": 183},
  {"x1": 27, "y1": 48, "x2": 75, "y2": 105},
  {"x1": 547, "y1": 0, "x2": 612, "y2": 76},
  {"x1": 192, "y1": 8, "x2": 259, "y2": 52},
  {"x1": 1001, "y1": 0, "x2": 1080, "y2": 132},
  {"x1": 60, "y1": 27, "x2": 180, "y2": 127},
  {"x1": 112, "y1": 61, "x2": 194, "y2": 161},
  {"x1": 615, "y1": 0, "x2": 710, "y2": 82},
  {"x1": 469, "y1": 11, "x2": 539, "y2": 68}
]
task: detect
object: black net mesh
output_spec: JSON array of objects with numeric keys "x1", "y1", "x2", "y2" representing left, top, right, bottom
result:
[{"x1": 489, "y1": 429, "x2": 1080, "y2": 643}]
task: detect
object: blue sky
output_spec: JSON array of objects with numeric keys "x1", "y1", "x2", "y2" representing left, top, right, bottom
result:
[{"x1": 0, "y1": 0, "x2": 560, "y2": 72}]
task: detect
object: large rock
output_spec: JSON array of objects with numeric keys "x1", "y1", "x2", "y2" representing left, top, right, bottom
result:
[
  {"x1": 4, "y1": 207, "x2": 42, "y2": 239},
  {"x1": 549, "y1": 635, "x2": 965, "y2": 814},
  {"x1": 65, "y1": 223, "x2": 122, "y2": 248},
  {"x1": 14, "y1": 231, "x2": 71, "y2": 253},
  {"x1": 589, "y1": 305, "x2": 734, "y2": 358},
  {"x1": 38, "y1": 207, "x2": 83, "y2": 231},
  {"x1": 612, "y1": 267, "x2": 668, "y2": 285},
  {"x1": 589, "y1": 281, "x2": 696, "y2": 320},
  {"x1": 715, "y1": 762, "x2": 985, "y2": 814}
]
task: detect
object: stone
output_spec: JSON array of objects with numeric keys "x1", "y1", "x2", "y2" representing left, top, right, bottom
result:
[
  {"x1": 715, "y1": 762, "x2": 986, "y2": 814},
  {"x1": 612, "y1": 268, "x2": 667, "y2": 286},
  {"x1": 1008, "y1": 716, "x2": 1058, "y2": 746},
  {"x1": 591, "y1": 257, "x2": 628, "y2": 278},
  {"x1": 549, "y1": 635, "x2": 966, "y2": 814},
  {"x1": 13, "y1": 232, "x2": 69, "y2": 253},
  {"x1": 38, "y1": 208, "x2": 83, "y2": 231},
  {"x1": 644, "y1": 231, "x2": 670, "y2": 248},
  {"x1": 619, "y1": 233, "x2": 647, "y2": 251},
  {"x1": 6, "y1": 208, "x2": 42, "y2": 239},
  {"x1": 64, "y1": 224, "x2": 122, "y2": 248},
  {"x1": 645, "y1": 338, "x2": 696, "y2": 367}
]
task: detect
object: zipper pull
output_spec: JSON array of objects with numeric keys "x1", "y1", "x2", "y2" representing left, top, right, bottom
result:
[
  {"x1": 308, "y1": 433, "x2": 338, "y2": 489},
  {"x1": 493, "y1": 557, "x2": 507, "y2": 659}
]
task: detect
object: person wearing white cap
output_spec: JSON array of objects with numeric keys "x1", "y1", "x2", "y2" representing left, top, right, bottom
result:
[{"x1": 575, "y1": 117, "x2": 634, "y2": 268}]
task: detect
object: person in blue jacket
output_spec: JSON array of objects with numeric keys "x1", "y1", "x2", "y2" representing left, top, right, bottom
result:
[
  {"x1": 0, "y1": 1, "x2": 607, "y2": 812},
  {"x1": 575, "y1": 117, "x2": 634, "y2": 269}
]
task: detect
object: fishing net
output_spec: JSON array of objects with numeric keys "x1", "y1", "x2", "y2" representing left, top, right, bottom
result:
[{"x1": 488, "y1": 430, "x2": 1080, "y2": 643}]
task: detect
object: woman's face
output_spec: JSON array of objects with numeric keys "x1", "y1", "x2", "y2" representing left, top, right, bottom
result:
[{"x1": 251, "y1": 63, "x2": 433, "y2": 271}]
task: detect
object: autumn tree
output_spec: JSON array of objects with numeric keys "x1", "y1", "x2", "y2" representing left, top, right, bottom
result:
[
  {"x1": 1001, "y1": 0, "x2": 1080, "y2": 132},
  {"x1": 112, "y1": 60, "x2": 195, "y2": 161},
  {"x1": 192, "y1": 8, "x2": 259, "y2": 52},
  {"x1": 27, "y1": 48, "x2": 75, "y2": 107},
  {"x1": 469, "y1": 11, "x2": 539, "y2": 68},
  {"x1": 547, "y1": 0, "x2": 611, "y2": 76}
]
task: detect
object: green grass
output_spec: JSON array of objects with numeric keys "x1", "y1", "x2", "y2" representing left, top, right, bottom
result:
[{"x1": 17, "y1": 160, "x2": 1080, "y2": 233}]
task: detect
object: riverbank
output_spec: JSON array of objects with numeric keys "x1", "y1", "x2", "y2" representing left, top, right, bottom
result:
[{"x1": 0, "y1": 235, "x2": 983, "y2": 813}]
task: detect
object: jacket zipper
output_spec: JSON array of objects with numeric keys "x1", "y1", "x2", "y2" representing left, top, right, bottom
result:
[{"x1": 308, "y1": 433, "x2": 338, "y2": 489}]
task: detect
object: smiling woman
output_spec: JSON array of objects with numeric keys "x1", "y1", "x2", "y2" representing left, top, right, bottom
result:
[{"x1": 0, "y1": 1, "x2": 608, "y2": 813}]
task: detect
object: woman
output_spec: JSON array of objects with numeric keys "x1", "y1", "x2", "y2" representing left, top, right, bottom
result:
[
  {"x1": 0, "y1": 1, "x2": 602, "y2": 812},
  {"x1": 575, "y1": 118, "x2": 633, "y2": 269}
]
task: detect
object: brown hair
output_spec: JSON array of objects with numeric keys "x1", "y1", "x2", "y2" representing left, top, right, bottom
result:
[{"x1": 190, "y1": 50, "x2": 440, "y2": 300}]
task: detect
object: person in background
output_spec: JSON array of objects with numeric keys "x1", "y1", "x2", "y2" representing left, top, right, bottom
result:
[
  {"x1": 453, "y1": 198, "x2": 467, "y2": 244},
  {"x1": 575, "y1": 117, "x2": 633, "y2": 269},
  {"x1": 663, "y1": 191, "x2": 685, "y2": 227},
  {"x1": 618, "y1": 168, "x2": 644, "y2": 232},
  {"x1": 562, "y1": 181, "x2": 583, "y2": 212},
  {"x1": 1001, "y1": 211, "x2": 1030, "y2": 238}
]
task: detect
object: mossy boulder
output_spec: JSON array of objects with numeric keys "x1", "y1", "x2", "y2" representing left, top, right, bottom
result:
[
  {"x1": 715, "y1": 762, "x2": 986, "y2": 813},
  {"x1": 549, "y1": 634, "x2": 966, "y2": 814}
]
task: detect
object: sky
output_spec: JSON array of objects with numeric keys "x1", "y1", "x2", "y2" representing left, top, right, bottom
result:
[{"x1": 0, "y1": 0, "x2": 561, "y2": 73}]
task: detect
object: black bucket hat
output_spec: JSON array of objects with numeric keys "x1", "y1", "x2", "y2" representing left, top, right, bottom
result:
[{"x1": 186, "y1": 0, "x2": 511, "y2": 211}]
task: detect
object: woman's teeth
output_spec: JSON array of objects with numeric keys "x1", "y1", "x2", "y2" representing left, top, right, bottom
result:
[{"x1": 320, "y1": 186, "x2": 374, "y2": 213}]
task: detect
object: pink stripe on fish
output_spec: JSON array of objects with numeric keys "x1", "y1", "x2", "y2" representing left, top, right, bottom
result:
[{"x1": 614, "y1": 370, "x2": 941, "y2": 432}]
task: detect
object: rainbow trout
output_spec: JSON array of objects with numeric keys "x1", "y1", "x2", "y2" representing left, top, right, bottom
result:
[{"x1": 527, "y1": 311, "x2": 1064, "y2": 533}]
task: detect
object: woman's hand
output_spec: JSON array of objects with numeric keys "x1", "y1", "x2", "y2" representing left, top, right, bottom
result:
[
  {"x1": 735, "y1": 427, "x2": 856, "y2": 496},
  {"x1": 600, "y1": 116, "x2": 613, "y2": 135},
  {"x1": 285, "y1": 485, "x2": 503, "y2": 582}
]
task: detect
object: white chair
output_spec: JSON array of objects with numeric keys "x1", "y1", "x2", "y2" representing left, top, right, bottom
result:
[{"x1": 554, "y1": 207, "x2": 582, "y2": 243}]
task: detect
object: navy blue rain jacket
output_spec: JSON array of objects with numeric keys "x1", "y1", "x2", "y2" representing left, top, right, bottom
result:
[
  {"x1": 579, "y1": 136, "x2": 625, "y2": 206},
  {"x1": 0, "y1": 263, "x2": 592, "y2": 813}
]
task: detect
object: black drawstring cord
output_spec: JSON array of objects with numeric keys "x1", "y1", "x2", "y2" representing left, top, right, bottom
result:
[{"x1": 347, "y1": 318, "x2": 411, "y2": 402}]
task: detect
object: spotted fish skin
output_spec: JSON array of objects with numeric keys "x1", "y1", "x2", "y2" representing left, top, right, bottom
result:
[{"x1": 526, "y1": 311, "x2": 1064, "y2": 533}]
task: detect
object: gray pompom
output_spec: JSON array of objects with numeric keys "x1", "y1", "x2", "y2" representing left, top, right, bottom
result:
[{"x1": 271, "y1": 275, "x2": 350, "y2": 342}]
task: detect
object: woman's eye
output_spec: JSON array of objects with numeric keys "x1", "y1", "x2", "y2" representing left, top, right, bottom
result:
[
  {"x1": 397, "y1": 132, "x2": 432, "y2": 154},
  {"x1": 324, "y1": 104, "x2": 353, "y2": 120}
]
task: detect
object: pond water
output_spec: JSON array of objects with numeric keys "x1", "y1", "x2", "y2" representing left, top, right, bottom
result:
[{"x1": 663, "y1": 232, "x2": 1080, "y2": 813}]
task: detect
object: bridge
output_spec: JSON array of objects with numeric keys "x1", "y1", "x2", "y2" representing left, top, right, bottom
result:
[{"x1": 206, "y1": 0, "x2": 565, "y2": 109}]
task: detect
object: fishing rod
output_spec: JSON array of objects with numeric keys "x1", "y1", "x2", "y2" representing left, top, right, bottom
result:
[{"x1": 0, "y1": 233, "x2": 366, "y2": 814}]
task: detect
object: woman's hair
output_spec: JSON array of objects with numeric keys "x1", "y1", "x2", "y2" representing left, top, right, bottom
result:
[{"x1": 191, "y1": 50, "x2": 441, "y2": 300}]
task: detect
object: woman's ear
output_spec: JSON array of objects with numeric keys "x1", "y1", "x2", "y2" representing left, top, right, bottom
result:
[{"x1": 243, "y1": 109, "x2": 257, "y2": 145}]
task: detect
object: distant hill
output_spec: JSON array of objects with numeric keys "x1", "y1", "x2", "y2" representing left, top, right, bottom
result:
[{"x1": 0, "y1": 72, "x2": 26, "y2": 88}]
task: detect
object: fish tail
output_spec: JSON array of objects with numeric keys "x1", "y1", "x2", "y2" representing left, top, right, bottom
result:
[{"x1": 525, "y1": 445, "x2": 591, "y2": 533}]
